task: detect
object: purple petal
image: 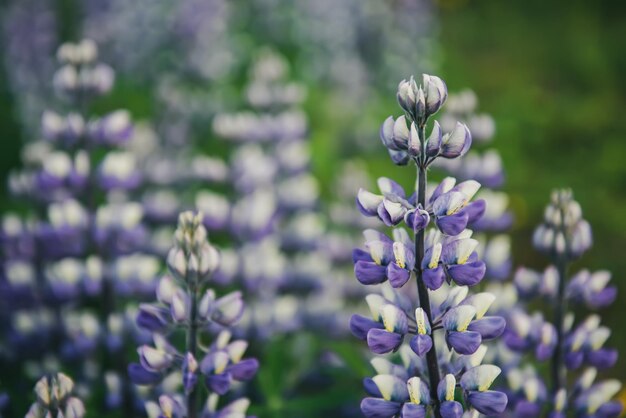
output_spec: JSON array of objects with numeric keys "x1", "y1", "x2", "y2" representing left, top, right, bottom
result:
[
  {"x1": 565, "y1": 351, "x2": 584, "y2": 370},
  {"x1": 447, "y1": 260, "x2": 486, "y2": 286},
  {"x1": 409, "y1": 334, "x2": 433, "y2": 357},
  {"x1": 596, "y1": 401, "x2": 623, "y2": 418},
  {"x1": 400, "y1": 403, "x2": 426, "y2": 418},
  {"x1": 227, "y1": 358, "x2": 259, "y2": 381},
  {"x1": 503, "y1": 329, "x2": 532, "y2": 351},
  {"x1": 462, "y1": 199, "x2": 486, "y2": 224},
  {"x1": 535, "y1": 343, "x2": 554, "y2": 361},
  {"x1": 350, "y1": 314, "x2": 384, "y2": 340},
  {"x1": 587, "y1": 348, "x2": 618, "y2": 369},
  {"x1": 436, "y1": 211, "x2": 469, "y2": 236},
  {"x1": 440, "y1": 401, "x2": 463, "y2": 418},
  {"x1": 514, "y1": 400, "x2": 540, "y2": 418},
  {"x1": 467, "y1": 316, "x2": 506, "y2": 340},
  {"x1": 361, "y1": 397, "x2": 402, "y2": 418},
  {"x1": 387, "y1": 263, "x2": 411, "y2": 288},
  {"x1": 127, "y1": 363, "x2": 161, "y2": 385},
  {"x1": 378, "y1": 177, "x2": 406, "y2": 198},
  {"x1": 355, "y1": 260, "x2": 388, "y2": 285},
  {"x1": 136, "y1": 305, "x2": 170, "y2": 332},
  {"x1": 588, "y1": 286, "x2": 617, "y2": 308},
  {"x1": 367, "y1": 329, "x2": 403, "y2": 354},
  {"x1": 423, "y1": 266, "x2": 445, "y2": 290},
  {"x1": 364, "y1": 377, "x2": 382, "y2": 397},
  {"x1": 388, "y1": 149, "x2": 410, "y2": 166},
  {"x1": 205, "y1": 373, "x2": 232, "y2": 395},
  {"x1": 353, "y1": 248, "x2": 372, "y2": 263},
  {"x1": 467, "y1": 390, "x2": 507, "y2": 415},
  {"x1": 405, "y1": 209, "x2": 429, "y2": 232},
  {"x1": 447, "y1": 331, "x2": 481, "y2": 355}
]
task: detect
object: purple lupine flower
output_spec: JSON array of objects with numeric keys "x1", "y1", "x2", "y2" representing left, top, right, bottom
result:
[
  {"x1": 129, "y1": 212, "x2": 257, "y2": 416},
  {"x1": 357, "y1": 177, "x2": 415, "y2": 226},
  {"x1": 352, "y1": 74, "x2": 507, "y2": 418},
  {"x1": 500, "y1": 190, "x2": 622, "y2": 417},
  {"x1": 460, "y1": 365, "x2": 508, "y2": 415},
  {"x1": 566, "y1": 270, "x2": 617, "y2": 309},
  {"x1": 0, "y1": 39, "x2": 162, "y2": 413},
  {"x1": 440, "y1": 237, "x2": 486, "y2": 287},
  {"x1": 431, "y1": 180, "x2": 485, "y2": 236}
]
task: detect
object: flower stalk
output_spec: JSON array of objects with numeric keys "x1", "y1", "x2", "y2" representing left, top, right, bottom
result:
[
  {"x1": 353, "y1": 74, "x2": 507, "y2": 418},
  {"x1": 414, "y1": 122, "x2": 441, "y2": 416},
  {"x1": 551, "y1": 204, "x2": 569, "y2": 394}
]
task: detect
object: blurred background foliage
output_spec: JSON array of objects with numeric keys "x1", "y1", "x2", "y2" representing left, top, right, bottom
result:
[{"x1": 0, "y1": 0, "x2": 625, "y2": 415}]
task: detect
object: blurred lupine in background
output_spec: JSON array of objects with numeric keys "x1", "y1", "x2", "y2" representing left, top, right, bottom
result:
[
  {"x1": 25, "y1": 373, "x2": 85, "y2": 418},
  {"x1": 434, "y1": 91, "x2": 513, "y2": 285},
  {"x1": 494, "y1": 190, "x2": 622, "y2": 418},
  {"x1": 0, "y1": 1, "x2": 625, "y2": 417},
  {"x1": 351, "y1": 74, "x2": 508, "y2": 417},
  {"x1": 0, "y1": 40, "x2": 160, "y2": 414},
  {"x1": 1, "y1": 0, "x2": 59, "y2": 137},
  {"x1": 128, "y1": 211, "x2": 258, "y2": 418}
]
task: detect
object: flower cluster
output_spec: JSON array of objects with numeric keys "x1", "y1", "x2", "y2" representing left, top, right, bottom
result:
[
  {"x1": 352, "y1": 74, "x2": 507, "y2": 418},
  {"x1": 0, "y1": 39, "x2": 158, "y2": 412},
  {"x1": 501, "y1": 190, "x2": 622, "y2": 417},
  {"x1": 208, "y1": 50, "x2": 335, "y2": 337},
  {"x1": 129, "y1": 212, "x2": 258, "y2": 418},
  {"x1": 25, "y1": 373, "x2": 85, "y2": 418}
]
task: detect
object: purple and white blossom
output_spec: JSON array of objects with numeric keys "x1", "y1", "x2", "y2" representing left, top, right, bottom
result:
[
  {"x1": 502, "y1": 190, "x2": 622, "y2": 417},
  {"x1": 129, "y1": 212, "x2": 257, "y2": 418},
  {"x1": 352, "y1": 74, "x2": 507, "y2": 418}
]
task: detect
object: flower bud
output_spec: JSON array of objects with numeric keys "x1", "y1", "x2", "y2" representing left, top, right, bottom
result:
[
  {"x1": 171, "y1": 289, "x2": 189, "y2": 323},
  {"x1": 397, "y1": 78, "x2": 417, "y2": 116},
  {"x1": 138, "y1": 345, "x2": 174, "y2": 372},
  {"x1": 198, "y1": 243, "x2": 220, "y2": 278},
  {"x1": 198, "y1": 289, "x2": 216, "y2": 320},
  {"x1": 392, "y1": 116, "x2": 410, "y2": 150},
  {"x1": 426, "y1": 121, "x2": 442, "y2": 157},
  {"x1": 156, "y1": 276, "x2": 177, "y2": 305},
  {"x1": 137, "y1": 304, "x2": 170, "y2": 332},
  {"x1": 212, "y1": 291, "x2": 244, "y2": 326},
  {"x1": 167, "y1": 248, "x2": 187, "y2": 281},
  {"x1": 35, "y1": 377, "x2": 51, "y2": 406},
  {"x1": 64, "y1": 398, "x2": 85, "y2": 418},
  {"x1": 53, "y1": 65, "x2": 78, "y2": 95},
  {"x1": 380, "y1": 116, "x2": 397, "y2": 150},
  {"x1": 183, "y1": 353, "x2": 199, "y2": 393},
  {"x1": 423, "y1": 74, "x2": 448, "y2": 117},
  {"x1": 440, "y1": 122, "x2": 472, "y2": 159},
  {"x1": 408, "y1": 122, "x2": 421, "y2": 158}
]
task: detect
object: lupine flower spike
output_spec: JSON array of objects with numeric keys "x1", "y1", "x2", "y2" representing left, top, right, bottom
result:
[
  {"x1": 129, "y1": 211, "x2": 257, "y2": 418},
  {"x1": 352, "y1": 74, "x2": 507, "y2": 418},
  {"x1": 502, "y1": 190, "x2": 622, "y2": 417}
]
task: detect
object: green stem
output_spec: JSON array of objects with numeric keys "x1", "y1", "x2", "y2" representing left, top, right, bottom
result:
[
  {"x1": 186, "y1": 283, "x2": 199, "y2": 418},
  {"x1": 414, "y1": 123, "x2": 442, "y2": 418},
  {"x1": 551, "y1": 206, "x2": 569, "y2": 395}
]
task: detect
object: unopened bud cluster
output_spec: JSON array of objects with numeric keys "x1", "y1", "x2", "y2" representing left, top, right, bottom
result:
[
  {"x1": 533, "y1": 189, "x2": 592, "y2": 258},
  {"x1": 167, "y1": 212, "x2": 220, "y2": 287},
  {"x1": 53, "y1": 39, "x2": 114, "y2": 98},
  {"x1": 381, "y1": 74, "x2": 471, "y2": 167},
  {"x1": 26, "y1": 374, "x2": 85, "y2": 418},
  {"x1": 130, "y1": 211, "x2": 257, "y2": 417}
]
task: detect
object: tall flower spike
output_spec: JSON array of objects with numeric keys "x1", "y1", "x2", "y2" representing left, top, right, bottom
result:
[
  {"x1": 128, "y1": 212, "x2": 257, "y2": 418},
  {"x1": 0, "y1": 39, "x2": 162, "y2": 413},
  {"x1": 352, "y1": 74, "x2": 506, "y2": 418},
  {"x1": 502, "y1": 190, "x2": 622, "y2": 417}
]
